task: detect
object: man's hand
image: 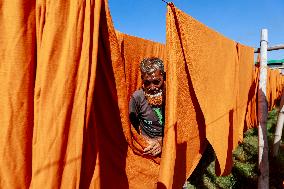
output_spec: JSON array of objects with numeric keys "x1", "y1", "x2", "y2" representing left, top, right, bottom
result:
[{"x1": 143, "y1": 138, "x2": 162, "y2": 156}]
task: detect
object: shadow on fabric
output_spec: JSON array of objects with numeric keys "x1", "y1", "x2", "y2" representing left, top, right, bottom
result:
[
  {"x1": 170, "y1": 3, "x2": 206, "y2": 153},
  {"x1": 157, "y1": 182, "x2": 167, "y2": 189},
  {"x1": 170, "y1": 6, "x2": 207, "y2": 187},
  {"x1": 225, "y1": 110, "x2": 234, "y2": 175},
  {"x1": 79, "y1": 2, "x2": 129, "y2": 188},
  {"x1": 244, "y1": 73, "x2": 258, "y2": 130}
]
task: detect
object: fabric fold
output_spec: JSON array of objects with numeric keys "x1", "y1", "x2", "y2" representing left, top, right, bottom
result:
[
  {"x1": 0, "y1": 1, "x2": 36, "y2": 188},
  {"x1": 32, "y1": 0, "x2": 103, "y2": 187},
  {"x1": 161, "y1": 4, "x2": 207, "y2": 188},
  {"x1": 2, "y1": 1, "x2": 284, "y2": 188},
  {"x1": 166, "y1": 4, "x2": 255, "y2": 177}
]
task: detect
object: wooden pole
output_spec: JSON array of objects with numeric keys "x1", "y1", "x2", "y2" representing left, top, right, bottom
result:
[
  {"x1": 258, "y1": 28, "x2": 269, "y2": 189},
  {"x1": 254, "y1": 44, "x2": 284, "y2": 53},
  {"x1": 273, "y1": 93, "x2": 284, "y2": 157}
]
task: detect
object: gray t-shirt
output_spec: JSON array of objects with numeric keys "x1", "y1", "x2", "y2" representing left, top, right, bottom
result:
[{"x1": 129, "y1": 89, "x2": 164, "y2": 138}]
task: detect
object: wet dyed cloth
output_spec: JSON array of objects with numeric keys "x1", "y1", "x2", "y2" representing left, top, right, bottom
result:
[
  {"x1": 166, "y1": 4, "x2": 254, "y2": 178},
  {"x1": 2, "y1": 0, "x2": 284, "y2": 189}
]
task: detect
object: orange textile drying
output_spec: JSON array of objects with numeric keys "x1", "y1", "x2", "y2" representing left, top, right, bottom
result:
[
  {"x1": 0, "y1": 0, "x2": 270, "y2": 188},
  {"x1": 275, "y1": 73, "x2": 283, "y2": 100},
  {"x1": 267, "y1": 69, "x2": 283, "y2": 110},
  {"x1": 115, "y1": 30, "x2": 204, "y2": 189},
  {"x1": 0, "y1": 0, "x2": 190, "y2": 188},
  {"x1": 244, "y1": 67, "x2": 284, "y2": 131},
  {"x1": 0, "y1": 0, "x2": 35, "y2": 188},
  {"x1": 235, "y1": 43, "x2": 255, "y2": 143},
  {"x1": 266, "y1": 69, "x2": 272, "y2": 109},
  {"x1": 245, "y1": 67, "x2": 260, "y2": 130},
  {"x1": 116, "y1": 31, "x2": 166, "y2": 100},
  {"x1": 115, "y1": 31, "x2": 167, "y2": 157},
  {"x1": 273, "y1": 70, "x2": 284, "y2": 106},
  {"x1": 267, "y1": 69, "x2": 274, "y2": 110},
  {"x1": 0, "y1": 0, "x2": 130, "y2": 188},
  {"x1": 114, "y1": 32, "x2": 168, "y2": 188},
  {"x1": 31, "y1": 0, "x2": 112, "y2": 187},
  {"x1": 270, "y1": 69, "x2": 278, "y2": 109},
  {"x1": 156, "y1": 5, "x2": 210, "y2": 188},
  {"x1": 31, "y1": 0, "x2": 160, "y2": 188},
  {"x1": 166, "y1": 4, "x2": 254, "y2": 176}
]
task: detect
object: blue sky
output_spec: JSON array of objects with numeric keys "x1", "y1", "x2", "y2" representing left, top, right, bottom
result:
[{"x1": 108, "y1": 0, "x2": 284, "y2": 60}]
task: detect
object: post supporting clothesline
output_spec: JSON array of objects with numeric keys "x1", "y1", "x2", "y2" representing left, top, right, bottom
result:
[
  {"x1": 272, "y1": 64, "x2": 284, "y2": 157},
  {"x1": 258, "y1": 28, "x2": 269, "y2": 189},
  {"x1": 273, "y1": 94, "x2": 284, "y2": 157}
]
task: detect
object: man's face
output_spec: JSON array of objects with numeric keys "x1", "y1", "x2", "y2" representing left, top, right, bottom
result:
[{"x1": 142, "y1": 70, "x2": 164, "y2": 95}]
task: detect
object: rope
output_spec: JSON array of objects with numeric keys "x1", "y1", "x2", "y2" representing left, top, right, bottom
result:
[{"x1": 161, "y1": 0, "x2": 169, "y2": 4}]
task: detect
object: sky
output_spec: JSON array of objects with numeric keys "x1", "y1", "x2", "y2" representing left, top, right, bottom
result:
[{"x1": 108, "y1": 0, "x2": 284, "y2": 60}]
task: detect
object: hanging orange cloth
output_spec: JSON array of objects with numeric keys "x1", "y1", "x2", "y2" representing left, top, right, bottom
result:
[
  {"x1": 235, "y1": 43, "x2": 255, "y2": 143},
  {"x1": 266, "y1": 68, "x2": 273, "y2": 109},
  {"x1": 245, "y1": 67, "x2": 260, "y2": 130},
  {"x1": 269, "y1": 69, "x2": 281, "y2": 109},
  {"x1": 115, "y1": 32, "x2": 168, "y2": 164},
  {"x1": 0, "y1": 0, "x2": 263, "y2": 188},
  {"x1": 166, "y1": 4, "x2": 254, "y2": 177},
  {"x1": 31, "y1": 0, "x2": 107, "y2": 187},
  {"x1": 116, "y1": 31, "x2": 166, "y2": 99},
  {"x1": 31, "y1": 0, "x2": 163, "y2": 188},
  {"x1": 0, "y1": 0, "x2": 35, "y2": 188},
  {"x1": 113, "y1": 32, "x2": 167, "y2": 188}
]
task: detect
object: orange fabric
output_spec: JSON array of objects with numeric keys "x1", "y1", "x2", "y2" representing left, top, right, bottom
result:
[
  {"x1": 115, "y1": 30, "x2": 205, "y2": 189},
  {"x1": 31, "y1": 0, "x2": 106, "y2": 187},
  {"x1": 0, "y1": 1, "x2": 35, "y2": 188},
  {"x1": 115, "y1": 32, "x2": 167, "y2": 188},
  {"x1": 267, "y1": 69, "x2": 274, "y2": 110},
  {"x1": 280, "y1": 88, "x2": 284, "y2": 109},
  {"x1": 0, "y1": 0, "x2": 163, "y2": 187},
  {"x1": 116, "y1": 31, "x2": 166, "y2": 99},
  {"x1": 115, "y1": 32, "x2": 167, "y2": 160},
  {"x1": 2, "y1": 0, "x2": 284, "y2": 188},
  {"x1": 245, "y1": 67, "x2": 260, "y2": 130},
  {"x1": 158, "y1": 4, "x2": 210, "y2": 189},
  {"x1": 267, "y1": 69, "x2": 282, "y2": 110},
  {"x1": 235, "y1": 44, "x2": 255, "y2": 143},
  {"x1": 166, "y1": 4, "x2": 254, "y2": 177},
  {"x1": 245, "y1": 67, "x2": 284, "y2": 130},
  {"x1": 270, "y1": 69, "x2": 277, "y2": 109}
]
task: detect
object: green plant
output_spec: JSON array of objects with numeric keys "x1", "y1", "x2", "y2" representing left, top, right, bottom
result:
[{"x1": 186, "y1": 108, "x2": 284, "y2": 189}]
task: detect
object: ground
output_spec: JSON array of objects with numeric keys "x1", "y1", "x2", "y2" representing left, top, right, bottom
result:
[{"x1": 185, "y1": 108, "x2": 284, "y2": 189}]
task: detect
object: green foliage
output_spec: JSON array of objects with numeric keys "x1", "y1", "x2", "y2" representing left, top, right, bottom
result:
[{"x1": 186, "y1": 108, "x2": 284, "y2": 189}]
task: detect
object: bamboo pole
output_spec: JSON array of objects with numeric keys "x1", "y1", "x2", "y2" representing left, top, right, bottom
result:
[
  {"x1": 258, "y1": 29, "x2": 269, "y2": 189},
  {"x1": 273, "y1": 93, "x2": 284, "y2": 157}
]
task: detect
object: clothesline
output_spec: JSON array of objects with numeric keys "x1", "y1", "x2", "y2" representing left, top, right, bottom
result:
[{"x1": 161, "y1": 0, "x2": 169, "y2": 4}]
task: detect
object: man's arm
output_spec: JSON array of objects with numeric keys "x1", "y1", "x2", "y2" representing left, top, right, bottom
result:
[{"x1": 129, "y1": 96, "x2": 140, "y2": 133}]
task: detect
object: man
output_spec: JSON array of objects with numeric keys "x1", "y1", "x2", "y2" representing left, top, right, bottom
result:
[{"x1": 129, "y1": 57, "x2": 165, "y2": 157}]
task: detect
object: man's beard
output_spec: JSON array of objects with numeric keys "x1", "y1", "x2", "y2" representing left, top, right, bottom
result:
[{"x1": 144, "y1": 89, "x2": 164, "y2": 106}]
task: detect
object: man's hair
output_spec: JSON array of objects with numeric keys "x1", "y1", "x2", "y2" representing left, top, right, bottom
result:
[{"x1": 140, "y1": 57, "x2": 165, "y2": 76}]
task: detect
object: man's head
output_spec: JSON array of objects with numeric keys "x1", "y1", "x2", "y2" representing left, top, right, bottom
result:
[{"x1": 140, "y1": 57, "x2": 165, "y2": 106}]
